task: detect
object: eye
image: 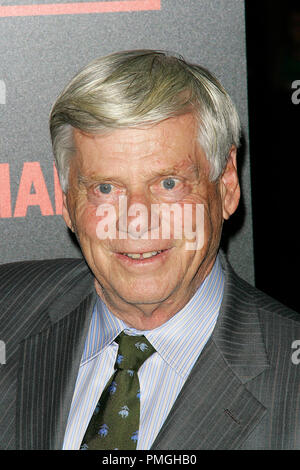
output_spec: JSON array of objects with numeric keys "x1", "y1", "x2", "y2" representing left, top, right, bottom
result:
[
  {"x1": 161, "y1": 177, "x2": 178, "y2": 190},
  {"x1": 98, "y1": 183, "x2": 112, "y2": 194}
]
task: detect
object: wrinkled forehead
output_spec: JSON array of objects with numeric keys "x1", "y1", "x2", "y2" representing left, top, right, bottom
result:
[{"x1": 70, "y1": 114, "x2": 210, "y2": 182}]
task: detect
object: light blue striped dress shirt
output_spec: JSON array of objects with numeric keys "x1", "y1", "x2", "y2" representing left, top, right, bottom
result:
[{"x1": 62, "y1": 255, "x2": 224, "y2": 450}]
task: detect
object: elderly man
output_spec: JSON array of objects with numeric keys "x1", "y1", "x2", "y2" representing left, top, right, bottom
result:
[{"x1": 1, "y1": 50, "x2": 300, "y2": 450}]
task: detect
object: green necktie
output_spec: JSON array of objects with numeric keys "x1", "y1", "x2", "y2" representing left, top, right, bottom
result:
[{"x1": 81, "y1": 332, "x2": 155, "y2": 450}]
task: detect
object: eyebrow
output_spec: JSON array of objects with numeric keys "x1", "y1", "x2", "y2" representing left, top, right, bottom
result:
[
  {"x1": 76, "y1": 173, "x2": 110, "y2": 189},
  {"x1": 77, "y1": 174, "x2": 92, "y2": 186},
  {"x1": 76, "y1": 157, "x2": 199, "y2": 186},
  {"x1": 155, "y1": 160, "x2": 199, "y2": 178}
]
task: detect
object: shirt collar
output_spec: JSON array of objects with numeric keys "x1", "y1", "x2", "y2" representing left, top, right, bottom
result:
[
  {"x1": 80, "y1": 300, "x2": 123, "y2": 364},
  {"x1": 82, "y1": 255, "x2": 224, "y2": 377}
]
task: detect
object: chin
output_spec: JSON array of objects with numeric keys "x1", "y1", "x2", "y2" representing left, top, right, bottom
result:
[
  {"x1": 117, "y1": 284, "x2": 173, "y2": 307},
  {"x1": 122, "y1": 292, "x2": 167, "y2": 306}
]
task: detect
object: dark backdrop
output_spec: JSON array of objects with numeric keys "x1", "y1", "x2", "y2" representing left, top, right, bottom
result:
[{"x1": 246, "y1": 0, "x2": 300, "y2": 312}]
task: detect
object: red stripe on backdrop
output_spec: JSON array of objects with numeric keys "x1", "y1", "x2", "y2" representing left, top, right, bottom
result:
[{"x1": 0, "y1": 0, "x2": 161, "y2": 17}]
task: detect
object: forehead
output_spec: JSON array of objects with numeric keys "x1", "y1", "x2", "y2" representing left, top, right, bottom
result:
[{"x1": 72, "y1": 113, "x2": 207, "y2": 177}]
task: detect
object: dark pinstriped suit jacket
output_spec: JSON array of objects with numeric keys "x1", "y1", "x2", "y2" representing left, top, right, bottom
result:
[{"x1": 1, "y1": 252, "x2": 300, "y2": 450}]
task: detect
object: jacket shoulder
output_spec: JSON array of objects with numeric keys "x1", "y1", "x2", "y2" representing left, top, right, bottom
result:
[
  {"x1": 222, "y1": 254, "x2": 300, "y2": 327},
  {"x1": 253, "y1": 287, "x2": 300, "y2": 324},
  {"x1": 0, "y1": 257, "x2": 89, "y2": 299},
  {"x1": 218, "y1": 253, "x2": 300, "y2": 370},
  {"x1": 0, "y1": 258, "x2": 93, "y2": 341},
  {"x1": 253, "y1": 287, "x2": 300, "y2": 358}
]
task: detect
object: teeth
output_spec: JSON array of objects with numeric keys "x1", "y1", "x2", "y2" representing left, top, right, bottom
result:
[
  {"x1": 142, "y1": 251, "x2": 158, "y2": 259},
  {"x1": 123, "y1": 250, "x2": 162, "y2": 259},
  {"x1": 127, "y1": 253, "x2": 141, "y2": 259}
]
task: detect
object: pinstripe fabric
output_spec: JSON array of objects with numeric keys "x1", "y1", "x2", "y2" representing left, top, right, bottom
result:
[
  {"x1": 17, "y1": 295, "x2": 94, "y2": 449},
  {"x1": 1, "y1": 252, "x2": 300, "y2": 449},
  {"x1": 62, "y1": 256, "x2": 224, "y2": 450},
  {"x1": 0, "y1": 259, "x2": 95, "y2": 450}
]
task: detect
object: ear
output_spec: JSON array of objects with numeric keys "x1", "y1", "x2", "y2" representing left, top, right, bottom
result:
[
  {"x1": 62, "y1": 193, "x2": 75, "y2": 232},
  {"x1": 220, "y1": 146, "x2": 240, "y2": 220}
]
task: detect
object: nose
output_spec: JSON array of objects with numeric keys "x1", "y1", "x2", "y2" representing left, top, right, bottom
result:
[{"x1": 117, "y1": 191, "x2": 160, "y2": 240}]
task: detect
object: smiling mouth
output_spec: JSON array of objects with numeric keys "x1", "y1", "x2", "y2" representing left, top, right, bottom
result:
[{"x1": 122, "y1": 250, "x2": 166, "y2": 260}]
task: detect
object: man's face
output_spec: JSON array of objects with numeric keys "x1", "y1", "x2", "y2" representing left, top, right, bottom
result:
[{"x1": 63, "y1": 113, "x2": 239, "y2": 329}]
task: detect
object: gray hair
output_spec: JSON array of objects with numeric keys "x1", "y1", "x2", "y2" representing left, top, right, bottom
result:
[{"x1": 49, "y1": 50, "x2": 241, "y2": 193}]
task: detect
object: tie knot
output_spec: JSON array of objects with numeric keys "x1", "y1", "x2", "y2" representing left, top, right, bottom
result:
[{"x1": 115, "y1": 332, "x2": 155, "y2": 371}]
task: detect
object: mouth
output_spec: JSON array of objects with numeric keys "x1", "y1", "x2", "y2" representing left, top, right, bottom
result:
[
  {"x1": 115, "y1": 248, "x2": 171, "y2": 265},
  {"x1": 122, "y1": 250, "x2": 165, "y2": 260}
]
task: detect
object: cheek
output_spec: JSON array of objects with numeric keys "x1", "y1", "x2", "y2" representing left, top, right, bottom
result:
[
  {"x1": 74, "y1": 201, "x2": 101, "y2": 240},
  {"x1": 204, "y1": 190, "x2": 224, "y2": 244},
  {"x1": 159, "y1": 199, "x2": 203, "y2": 246},
  {"x1": 178, "y1": 186, "x2": 222, "y2": 246}
]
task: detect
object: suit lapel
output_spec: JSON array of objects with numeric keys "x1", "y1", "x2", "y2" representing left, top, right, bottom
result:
[
  {"x1": 16, "y1": 286, "x2": 96, "y2": 449},
  {"x1": 152, "y1": 339, "x2": 267, "y2": 449},
  {"x1": 152, "y1": 254, "x2": 270, "y2": 450}
]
